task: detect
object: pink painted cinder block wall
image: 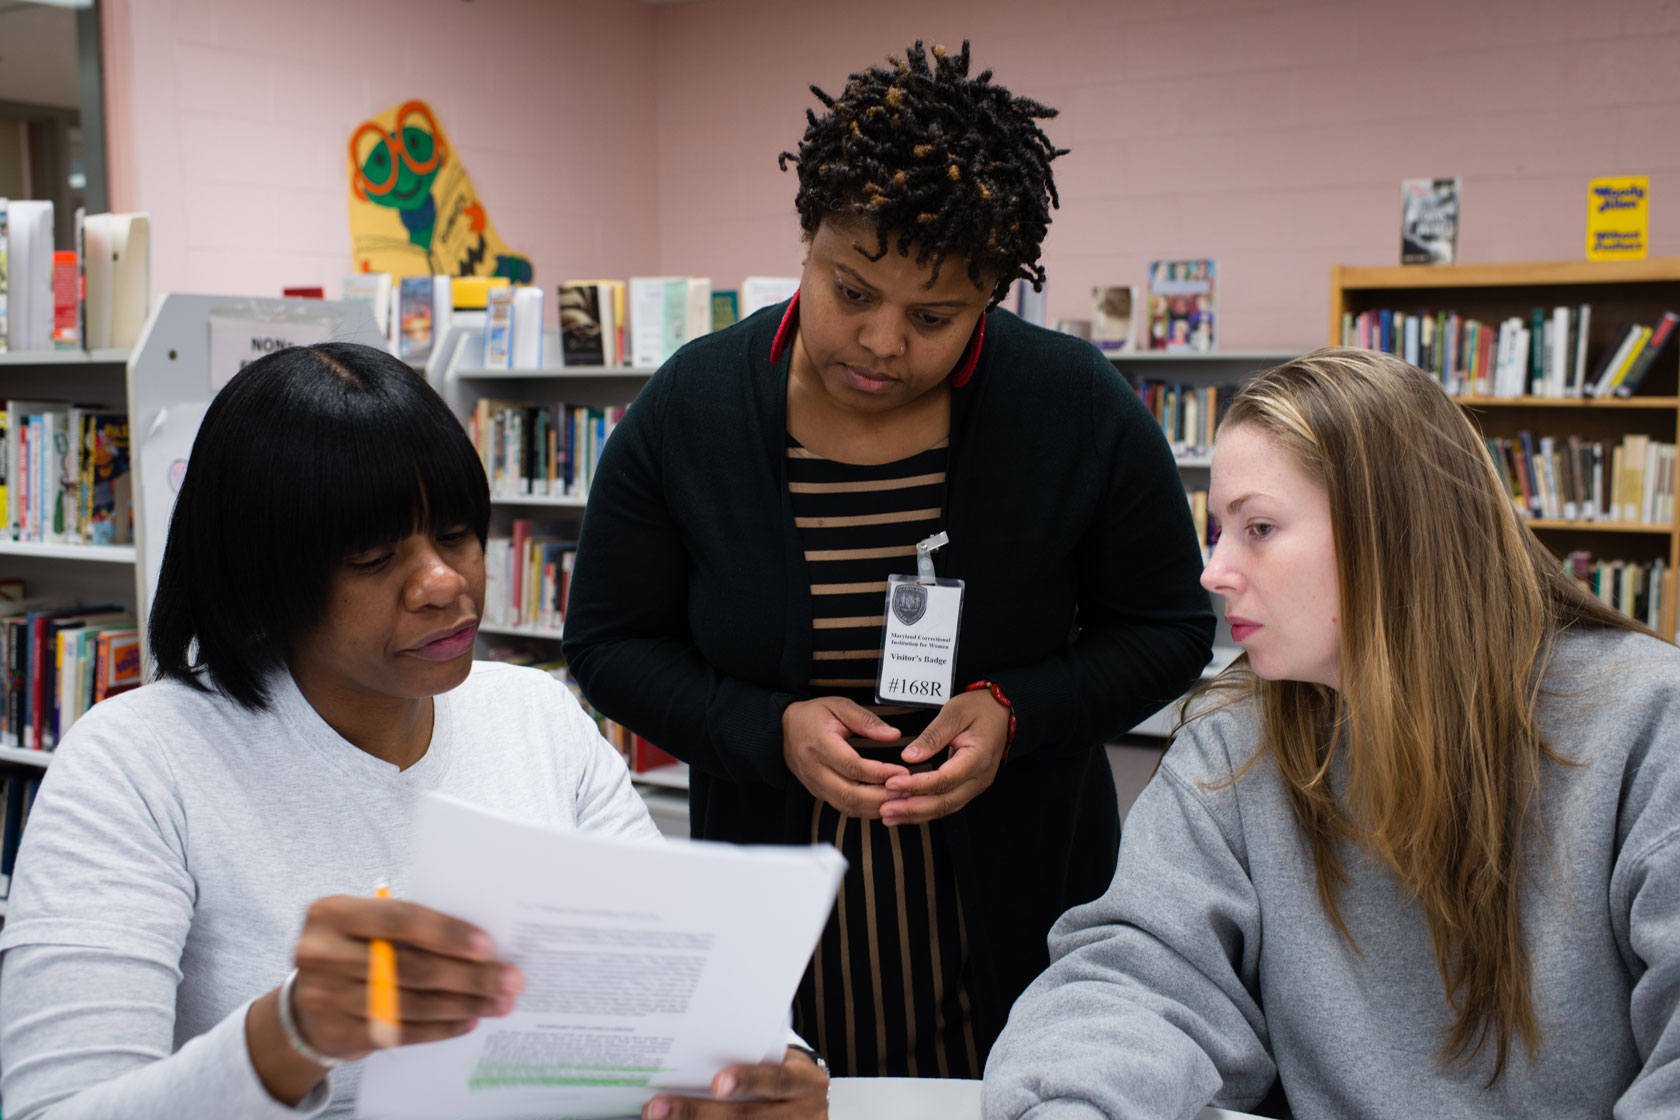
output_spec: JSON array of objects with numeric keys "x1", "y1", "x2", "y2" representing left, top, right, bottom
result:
[
  {"x1": 650, "y1": 0, "x2": 1680, "y2": 350},
  {"x1": 101, "y1": 0, "x2": 1680, "y2": 350},
  {"x1": 101, "y1": 0, "x2": 661, "y2": 307}
]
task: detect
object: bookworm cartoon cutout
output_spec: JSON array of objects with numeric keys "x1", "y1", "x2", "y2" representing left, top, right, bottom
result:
[{"x1": 347, "y1": 100, "x2": 533, "y2": 282}]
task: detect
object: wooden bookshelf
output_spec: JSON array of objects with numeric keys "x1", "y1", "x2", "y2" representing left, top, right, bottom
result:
[{"x1": 1331, "y1": 260, "x2": 1680, "y2": 638}]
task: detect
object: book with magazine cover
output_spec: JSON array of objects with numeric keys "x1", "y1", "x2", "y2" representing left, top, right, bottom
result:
[
  {"x1": 1147, "y1": 260, "x2": 1216, "y2": 352},
  {"x1": 82, "y1": 413, "x2": 131, "y2": 545},
  {"x1": 1090, "y1": 286, "x2": 1136, "y2": 352},
  {"x1": 1401, "y1": 178, "x2": 1460, "y2": 264},
  {"x1": 397, "y1": 276, "x2": 435, "y2": 363},
  {"x1": 558, "y1": 283, "x2": 613, "y2": 366}
]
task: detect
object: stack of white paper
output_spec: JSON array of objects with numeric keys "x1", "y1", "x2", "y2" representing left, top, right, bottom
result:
[{"x1": 356, "y1": 793, "x2": 845, "y2": 1120}]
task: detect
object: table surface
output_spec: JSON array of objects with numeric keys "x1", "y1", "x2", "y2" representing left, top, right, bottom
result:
[{"x1": 828, "y1": 1078, "x2": 1260, "y2": 1119}]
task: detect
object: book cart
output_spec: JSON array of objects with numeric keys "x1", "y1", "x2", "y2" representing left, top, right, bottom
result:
[
  {"x1": 427, "y1": 328, "x2": 690, "y2": 834},
  {"x1": 1330, "y1": 260, "x2": 1680, "y2": 641}
]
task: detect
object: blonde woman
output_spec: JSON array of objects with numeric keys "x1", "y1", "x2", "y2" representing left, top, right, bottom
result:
[{"x1": 983, "y1": 347, "x2": 1680, "y2": 1118}]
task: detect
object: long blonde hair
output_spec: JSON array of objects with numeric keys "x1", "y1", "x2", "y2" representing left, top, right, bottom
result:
[{"x1": 1189, "y1": 347, "x2": 1648, "y2": 1079}]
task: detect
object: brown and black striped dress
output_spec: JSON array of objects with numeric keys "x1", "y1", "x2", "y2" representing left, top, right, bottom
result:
[{"x1": 785, "y1": 434, "x2": 979, "y2": 1079}]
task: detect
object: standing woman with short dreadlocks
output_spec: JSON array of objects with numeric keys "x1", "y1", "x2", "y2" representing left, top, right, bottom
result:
[{"x1": 564, "y1": 42, "x2": 1213, "y2": 1078}]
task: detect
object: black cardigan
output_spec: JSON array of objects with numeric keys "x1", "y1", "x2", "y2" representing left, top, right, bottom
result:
[{"x1": 563, "y1": 302, "x2": 1215, "y2": 1055}]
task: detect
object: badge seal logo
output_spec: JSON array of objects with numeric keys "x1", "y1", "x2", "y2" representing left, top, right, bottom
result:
[{"x1": 891, "y1": 583, "x2": 928, "y2": 626}]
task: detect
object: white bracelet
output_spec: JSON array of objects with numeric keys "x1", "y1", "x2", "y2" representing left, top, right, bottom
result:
[{"x1": 276, "y1": 968, "x2": 345, "y2": 1068}]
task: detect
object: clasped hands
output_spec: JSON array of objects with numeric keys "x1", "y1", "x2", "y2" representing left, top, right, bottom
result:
[{"x1": 781, "y1": 691, "x2": 1011, "y2": 825}]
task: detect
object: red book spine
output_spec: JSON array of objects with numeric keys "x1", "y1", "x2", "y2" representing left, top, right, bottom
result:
[
  {"x1": 27, "y1": 618, "x2": 47, "y2": 749},
  {"x1": 631, "y1": 736, "x2": 679, "y2": 773}
]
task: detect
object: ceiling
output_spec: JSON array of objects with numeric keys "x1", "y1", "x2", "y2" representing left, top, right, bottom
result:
[{"x1": 0, "y1": 2, "x2": 81, "y2": 110}]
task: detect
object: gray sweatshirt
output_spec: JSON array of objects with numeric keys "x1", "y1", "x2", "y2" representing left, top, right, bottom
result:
[{"x1": 984, "y1": 626, "x2": 1680, "y2": 1119}]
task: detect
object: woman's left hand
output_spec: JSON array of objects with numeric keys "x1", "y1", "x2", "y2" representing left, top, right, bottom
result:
[
  {"x1": 878, "y1": 689, "x2": 1011, "y2": 826},
  {"x1": 642, "y1": 1047, "x2": 827, "y2": 1118}
]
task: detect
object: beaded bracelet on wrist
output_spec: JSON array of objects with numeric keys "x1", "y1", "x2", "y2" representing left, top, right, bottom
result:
[{"x1": 963, "y1": 678, "x2": 1018, "y2": 754}]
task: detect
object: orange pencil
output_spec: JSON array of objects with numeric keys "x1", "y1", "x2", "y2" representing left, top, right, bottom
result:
[{"x1": 367, "y1": 886, "x2": 401, "y2": 1049}]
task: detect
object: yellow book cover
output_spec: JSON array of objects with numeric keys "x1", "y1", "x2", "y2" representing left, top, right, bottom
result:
[
  {"x1": 450, "y1": 276, "x2": 510, "y2": 311},
  {"x1": 1587, "y1": 176, "x2": 1648, "y2": 260},
  {"x1": 1608, "y1": 326, "x2": 1653, "y2": 392},
  {"x1": 1623, "y1": 434, "x2": 1651, "y2": 522}
]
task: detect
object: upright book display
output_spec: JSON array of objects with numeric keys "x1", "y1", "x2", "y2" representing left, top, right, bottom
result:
[{"x1": 1331, "y1": 259, "x2": 1680, "y2": 639}]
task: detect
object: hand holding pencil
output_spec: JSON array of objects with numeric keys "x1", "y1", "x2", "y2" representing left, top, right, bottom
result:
[
  {"x1": 283, "y1": 891, "x2": 524, "y2": 1059},
  {"x1": 366, "y1": 886, "x2": 402, "y2": 1049}
]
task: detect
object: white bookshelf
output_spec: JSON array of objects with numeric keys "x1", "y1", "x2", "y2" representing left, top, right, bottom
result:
[
  {"x1": 431, "y1": 325, "x2": 654, "y2": 657},
  {"x1": 457, "y1": 366, "x2": 649, "y2": 380},
  {"x1": 1112, "y1": 349, "x2": 1308, "y2": 737},
  {"x1": 3, "y1": 297, "x2": 386, "y2": 751},
  {"x1": 631, "y1": 761, "x2": 689, "y2": 792},
  {"x1": 1128, "y1": 645, "x2": 1245, "y2": 738},
  {"x1": 635, "y1": 787, "x2": 691, "y2": 839},
  {"x1": 0, "y1": 746, "x2": 52, "y2": 770},
  {"x1": 435, "y1": 327, "x2": 681, "y2": 829},
  {"x1": 0, "y1": 540, "x2": 137, "y2": 564},
  {"x1": 2, "y1": 350, "x2": 143, "y2": 760},
  {"x1": 489, "y1": 494, "x2": 588, "y2": 509},
  {"x1": 478, "y1": 622, "x2": 565, "y2": 641},
  {"x1": 0, "y1": 349, "x2": 130, "y2": 366}
]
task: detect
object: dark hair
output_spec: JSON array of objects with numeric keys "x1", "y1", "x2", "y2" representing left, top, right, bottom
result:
[
  {"x1": 148, "y1": 342, "x2": 490, "y2": 710},
  {"x1": 779, "y1": 40, "x2": 1066, "y2": 306}
]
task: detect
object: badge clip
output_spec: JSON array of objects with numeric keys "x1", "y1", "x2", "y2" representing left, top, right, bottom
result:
[{"x1": 915, "y1": 531, "x2": 948, "y2": 585}]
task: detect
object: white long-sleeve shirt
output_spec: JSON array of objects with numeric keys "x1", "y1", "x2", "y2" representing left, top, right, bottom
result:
[{"x1": 0, "y1": 661, "x2": 661, "y2": 1119}]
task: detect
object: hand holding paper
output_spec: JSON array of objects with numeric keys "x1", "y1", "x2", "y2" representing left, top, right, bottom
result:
[
  {"x1": 287, "y1": 893, "x2": 521, "y2": 1060},
  {"x1": 356, "y1": 792, "x2": 845, "y2": 1120}
]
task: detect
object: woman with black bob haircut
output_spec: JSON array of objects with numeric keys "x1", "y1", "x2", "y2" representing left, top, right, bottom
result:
[
  {"x1": 0, "y1": 343, "x2": 827, "y2": 1120},
  {"x1": 149, "y1": 341, "x2": 492, "y2": 710},
  {"x1": 563, "y1": 41, "x2": 1214, "y2": 1078}
]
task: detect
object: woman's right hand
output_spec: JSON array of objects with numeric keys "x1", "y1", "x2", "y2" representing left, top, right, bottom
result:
[
  {"x1": 247, "y1": 895, "x2": 523, "y2": 1104},
  {"x1": 781, "y1": 697, "x2": 905, "y2": 819}
]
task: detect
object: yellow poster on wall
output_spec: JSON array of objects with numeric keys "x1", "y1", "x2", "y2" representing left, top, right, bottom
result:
[
  {"x1": 347, "y1": 100, "x2": 533, "y2": 282},
  {"x1": 1586, "y1": 176, "x2": 1648, "y2": 261}
]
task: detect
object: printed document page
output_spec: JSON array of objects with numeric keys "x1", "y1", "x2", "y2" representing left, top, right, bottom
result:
[{"x1": 357, "y1": 792, "x2": 846, "y2": 1119}]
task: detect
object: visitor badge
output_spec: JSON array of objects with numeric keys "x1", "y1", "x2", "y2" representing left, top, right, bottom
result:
[{"x1": 876, "y1": 533, "x2": 965, "y2": 708}]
